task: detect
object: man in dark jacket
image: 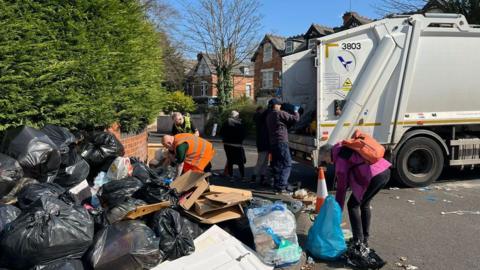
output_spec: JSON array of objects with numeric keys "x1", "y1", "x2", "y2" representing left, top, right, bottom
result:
[
  {"x1": 266, "y1": 98, "x2": 299, "y2": 193},
  {"x1": 251, "y1": 106, "x2": 270, "y2": 184}
]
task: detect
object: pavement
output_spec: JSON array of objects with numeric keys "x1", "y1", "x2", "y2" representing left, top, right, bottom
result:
[{"x1": 209, "y1": 142, "x2": 480, "y2": 270}]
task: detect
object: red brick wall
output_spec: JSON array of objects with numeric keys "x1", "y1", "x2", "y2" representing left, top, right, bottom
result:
[
  {"x1": 232, "y1": 76, "x2": 254, "y2": 98},
  {"x1": 253, "y1": 42, "x2": 283, "y2": 95},
  {"x1": 107, "y1": 124, "x2": 148, "y2": 161}
]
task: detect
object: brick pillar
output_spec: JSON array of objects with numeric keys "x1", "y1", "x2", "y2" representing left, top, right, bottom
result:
[{"x1": 107, "y1": 124, "x2": 148, "y2": 162}]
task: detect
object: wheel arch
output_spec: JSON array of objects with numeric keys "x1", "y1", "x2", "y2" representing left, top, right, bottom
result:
[{"x1": 392, "y1": 129, "x2": 449, "y2": 168}]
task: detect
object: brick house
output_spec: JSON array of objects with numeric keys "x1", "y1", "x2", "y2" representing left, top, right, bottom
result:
[
  {"x1": 251, "y1": 34, "x2": 286, "y2": 100},
  {"x1": 185, "y1": 53, "x2": 254, "y2": 103},
  {"x1": 335, "y1": 12, "x2": 374, "y2": 31},
  {"x1": 284, "y1": 24, "x2": 334, "y2": 56}
]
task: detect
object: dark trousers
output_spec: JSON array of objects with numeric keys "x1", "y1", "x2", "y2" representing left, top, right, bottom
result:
[
  {"x1": 347, "y1": 169, "x2": 390, "y2": 243},
  {"x1": 271, "y1": 142, "x2": 292, "y2": 189},
  {"x1": 226, "y1": 162, "x2": 245, "y2": 177}
]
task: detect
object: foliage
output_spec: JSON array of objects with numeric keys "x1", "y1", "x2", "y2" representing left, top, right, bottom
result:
[
  {"x1": 0, "y1": 0, "x2": 165, "y2": 133},
  {"x1": 161, "y1": 91, "x2": 196, "y2": 114}
]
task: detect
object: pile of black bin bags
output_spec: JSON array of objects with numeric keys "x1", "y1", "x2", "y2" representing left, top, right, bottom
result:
[{"x1": 0, "y1": 125, "x2": 204, "y2": 270}]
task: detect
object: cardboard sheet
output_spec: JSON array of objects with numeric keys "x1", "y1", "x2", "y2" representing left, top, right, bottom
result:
[
  {"x1": 185, "y1": 205, "x2": 244, "y2": 224},
  {"x1": 208, "y1": 185, "x2": 252, "y2": 198},
  {"x1": 170, "y1": 171, "x2": 210, "y2": 193}
]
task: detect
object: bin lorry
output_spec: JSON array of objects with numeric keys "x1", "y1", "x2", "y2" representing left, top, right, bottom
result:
[{"x1": 282, "y1": 14, "x2": 480, "y2": 187}]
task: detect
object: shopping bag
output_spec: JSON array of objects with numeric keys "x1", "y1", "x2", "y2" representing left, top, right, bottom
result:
[{"x1": 306, "y1": 195, "x2": 346, "y2": 260}]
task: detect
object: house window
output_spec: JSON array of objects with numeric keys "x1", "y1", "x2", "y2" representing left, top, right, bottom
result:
[
  {"x1": 245, "y1": 84, "x2": 252, "y2": 97},
  {"x1": 263, "y1": 43, "x2": 272, "y2": 62},
  {"x1": 201, "y1": 81, "x2": 208, "y2": 96},
  {"x1": 244, "y1": 67, "x2": 250, "y2": 75},
  {"x1": 308, "y1": 39, "x2": 316, "y2": 49},
  {"x1": 285, "y1": 41, "x2": 293, "y2": 53},
  {"x1": 262, "y1": 70, "x2": 273, "y2": 89}
]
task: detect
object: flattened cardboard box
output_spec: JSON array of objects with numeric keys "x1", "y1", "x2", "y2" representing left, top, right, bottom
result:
[
  {"x1": 185, "y1": 204, "x2": 244, "y2": 224},
  {"x1": 178, "y1": 179, "x2": 209, "y2": 210},
  {"x1": 194, "y1": 193, "x2": 250, "y2": 215},
  {"x1": 170, "y1": 171, "x2": 210, "y2": 193},
  {"x1": 209, "y1": 185, "x2": 252, "y2": 198}
]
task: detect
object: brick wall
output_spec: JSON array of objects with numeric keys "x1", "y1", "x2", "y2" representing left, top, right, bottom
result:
[
  {"x1": 232, "y1": 75, "x2": 254, "y2": 98},
  {"x1": 253, "y1": 42, "x2": 283, "y2": 96},
  {"x1": 107, "y1": 123, "x2": 148, "y2": 161}
]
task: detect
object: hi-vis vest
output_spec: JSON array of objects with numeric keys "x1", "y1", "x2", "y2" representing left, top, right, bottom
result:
[
  {"x1": 175, "y1": 116, "x2": 193, "y2": 134},
  {"x1": 174, "y1": 133, "x2": 215, "y2": 171}
]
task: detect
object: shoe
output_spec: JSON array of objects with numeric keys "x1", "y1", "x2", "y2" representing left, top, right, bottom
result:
[{"x1": 275, "y1": 188, "x2": 292, "y2": 196}]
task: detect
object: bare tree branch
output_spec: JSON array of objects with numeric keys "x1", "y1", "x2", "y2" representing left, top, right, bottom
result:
[
  {"x1": 173, "y1": 0, "x2": 262, "y2": 107},
  {"x1": 373, "y1": 0, "x2": 426, "y2": 16}
]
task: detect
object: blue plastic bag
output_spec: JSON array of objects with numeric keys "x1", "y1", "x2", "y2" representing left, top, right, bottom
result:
[{"x1": 306, "y1": 195, "x2": 347, "y2": 260}]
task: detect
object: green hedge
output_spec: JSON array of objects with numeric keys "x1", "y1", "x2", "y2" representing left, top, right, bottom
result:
[
  {"x1": 0, "y1": 0, "x2": 165, "y2": 133},
  {"x1": 162, "y1": 91, "x2": 196, "y2": 114},
  {"x1": 207, "y1": 96, "x2": 257, "y2": 137}
]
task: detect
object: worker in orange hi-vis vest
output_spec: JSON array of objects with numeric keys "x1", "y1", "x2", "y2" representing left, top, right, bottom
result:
[{"x1": 162, "y1": 133, "x2": 215, "y2": 177}]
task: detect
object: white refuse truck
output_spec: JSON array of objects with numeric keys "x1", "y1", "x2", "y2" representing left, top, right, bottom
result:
[{"x1": 282, "y1": 14, "x2": 480, "y2": 187}]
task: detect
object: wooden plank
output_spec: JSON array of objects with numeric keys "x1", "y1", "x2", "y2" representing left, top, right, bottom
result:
[{"x1": 124, "y1": 201, "x2": 171, "y2": 220}]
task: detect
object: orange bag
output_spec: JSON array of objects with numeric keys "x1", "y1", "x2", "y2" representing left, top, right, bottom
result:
[{"x1": 341, "y1": 129, "x2": 385, "y2": 164}]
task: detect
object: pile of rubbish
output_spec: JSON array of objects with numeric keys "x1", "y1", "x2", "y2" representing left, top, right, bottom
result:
[{"x1": 0, "y1": 125, "x2": 307, "y2": 270}]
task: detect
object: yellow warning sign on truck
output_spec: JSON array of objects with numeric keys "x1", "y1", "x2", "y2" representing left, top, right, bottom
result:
[{"x1": 342, "y1": 78, "x2": 352, "y2": 91}]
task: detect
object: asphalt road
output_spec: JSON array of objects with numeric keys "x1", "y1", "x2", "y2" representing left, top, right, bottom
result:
[{"x1": 210, "y1": 142, "x2": 480, "y2": 270}]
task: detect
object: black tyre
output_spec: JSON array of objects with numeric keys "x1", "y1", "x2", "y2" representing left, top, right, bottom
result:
[{"x1": 394, "y1": 137, "x2": 444, "y2": 187}]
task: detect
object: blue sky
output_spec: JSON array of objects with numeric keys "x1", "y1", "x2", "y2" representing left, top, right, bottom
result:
[
  {"x1": 168, "y1": 0, "x2": 384, "y2": 38},
  {"x1": 259, "y1": 0, "x2": 383, "y2": 37}
]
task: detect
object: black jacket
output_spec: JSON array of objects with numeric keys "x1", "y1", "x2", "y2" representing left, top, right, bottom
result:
[
  {"x1": 220, "y1": 118, "x2": 246, "y2": 145},
  {"x1": 253, "y1": 110, "x2": 270, "y2": 151}
]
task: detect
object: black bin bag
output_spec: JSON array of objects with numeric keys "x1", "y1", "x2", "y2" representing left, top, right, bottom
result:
[
  {"x1": 98, "y1": 177, "x2": 144, "y2": 207},
  {"x1": 0, "y1": 203, "x2": 21, "y2": 233},
  {"x1": 80, "y1": 132, "x2": 124, "y2": 167},
  {"x1": 53, "y1": 152, "x2": 90, "y2": 189},
  {"x1": 105, "y1": 198, "x2": 146, "y2": 224},
  {"x1": 30, "y1": 259, "x2": 84, "y2": 270},
  {"x1": 151, "y1": 208, "x2": 203, "y2": 262},
  {"x1": 40, "y1": 125, "x2": 77, "y2": 163},
  {"x1": 86, "y1": 220, "x2": 161, "y2": 270},
  {"x1": 0, "y1": 177, "x2": 38, "y2": 204},
  {"x1": 0, "y1": 153, "x2": 23, "y2": 198},
  {"x1": 134, "y1": 182, "x2": 178, "y2": 205},
  {"x1": 16, "y1": 182, "x2": 66, "y2": 210},
  {"x1": 1, "y1": 126, "x2": 61, "y2": 182},
  {"x1": 0, "y1": 196, "x2": 94, "y2": 269}
]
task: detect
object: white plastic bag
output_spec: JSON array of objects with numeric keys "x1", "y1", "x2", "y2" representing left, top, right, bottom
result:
[
  {"x1": 247, "y1": 202, "x2": 302, "y2": 267},
  {"x1": 106, "y1": 157, "x2": 132, "y2": 181}
]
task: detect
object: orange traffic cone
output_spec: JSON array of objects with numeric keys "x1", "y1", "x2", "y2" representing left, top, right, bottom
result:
[{"x1": 315, "y1": 167, "x2": 328, "y2": 213}]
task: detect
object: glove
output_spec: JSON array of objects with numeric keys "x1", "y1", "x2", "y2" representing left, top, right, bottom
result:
[{"x1": 293, "y1": 105, "x2": 300, "y2": 113}]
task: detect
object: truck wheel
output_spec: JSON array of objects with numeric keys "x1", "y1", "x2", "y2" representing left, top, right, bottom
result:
[{"x1": 394, "y1": 137, "x2": 444, "y2": 187}]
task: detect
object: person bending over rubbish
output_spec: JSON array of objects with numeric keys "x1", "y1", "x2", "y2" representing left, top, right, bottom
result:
[
  {"x1": 171, "y1": 112, "x2": 200, "y2": 136},
  {"x1": 162, "y1": 133, "x2": 214, "y2": 177},
  {"x1": 321, "y1": 132, "x2": 390, "y2": 268}
]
